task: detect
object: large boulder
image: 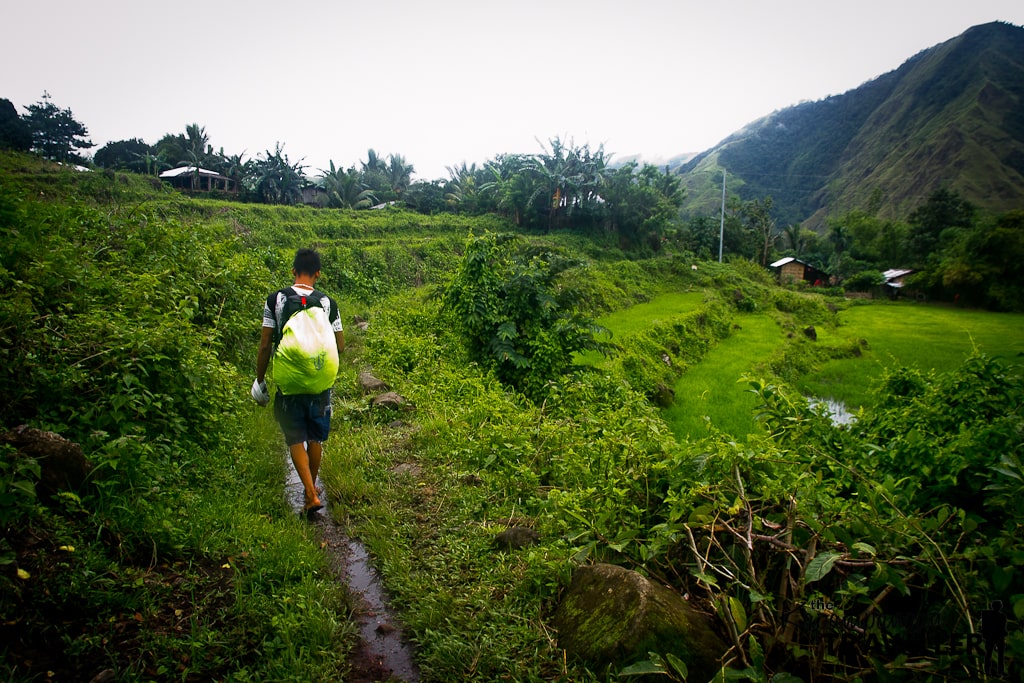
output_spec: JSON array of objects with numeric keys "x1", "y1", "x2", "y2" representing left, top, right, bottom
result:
[
  {"x1": 1, "y1": 425, "x2": 92, "y2": 499},
  {"x1": 553, "y1": 563, "x2": 726, "y2": 679}
]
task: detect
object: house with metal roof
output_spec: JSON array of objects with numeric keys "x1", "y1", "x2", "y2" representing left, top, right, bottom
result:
[
  {"x1": 769, "y1": 256, "x2": 828, "y2": 285},
  {"x1": 159, "y1": 166, "x2": 236, "y2": 193},
  {"x1": 881, "y1": 268, "x2": 913, "y2": 298}
]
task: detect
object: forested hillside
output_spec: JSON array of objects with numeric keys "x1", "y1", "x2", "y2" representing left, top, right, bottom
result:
[{"x1": 679, "y1": 21, "x2": 1024, "y2": 227}]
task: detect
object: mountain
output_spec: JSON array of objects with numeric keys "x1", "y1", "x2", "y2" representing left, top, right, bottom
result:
[
  {"x1": 612, "y1": 152, "x2": 698, "y2": 171},
  {"x1": 676, "y1": 21, "x2": 1024, "y2": 228}
]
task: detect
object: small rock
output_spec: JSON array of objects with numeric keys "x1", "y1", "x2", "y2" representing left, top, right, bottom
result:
[
  {"x1": 391, "y1": 462, "x2": 422, "y2": 478},
  {"x1": 358, "y1": 371, "x2": 389, "y2": 394},
  {"x1": 492, "y1": 526, "x2": 539, "y2": 550},
  {"x1": 371, "y1": 391, "x2": 409, "y2": 410}
]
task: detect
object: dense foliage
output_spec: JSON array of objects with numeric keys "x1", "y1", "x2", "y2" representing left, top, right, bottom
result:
[
  {"x1": 440, "y1": 232, "x2": 615, "y2": 400},
  {"x1": 0, "y1": 157, "x2": 356, "y2": 680},
  {"x1": 1, "y1": 150, "x2": 1021, "y2": 682}
]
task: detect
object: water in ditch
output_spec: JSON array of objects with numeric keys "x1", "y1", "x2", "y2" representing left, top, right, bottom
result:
[
  {"x1": 809, "y1": 397, "x2": 857, "y2": 425},
  {"x1": 286, "y1": 461, "x2": 419, "y2": 682}
]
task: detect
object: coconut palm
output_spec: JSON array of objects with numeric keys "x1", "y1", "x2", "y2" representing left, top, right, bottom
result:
[
  {"x1": 181, "y1": 123, "x2": 210, "y2": 190},
  {"x1": 444, "y1": 162, "x2": 482, "y2": 213},
  {"x1": 319, "y1": 161, "x2": 376, "y2": 209},
  {"x1": 386, "y1": 154, "x2": 415, "y2": 196},
  {"x1": 479, "y1": 154, "x2": 533, "y2": 226}
]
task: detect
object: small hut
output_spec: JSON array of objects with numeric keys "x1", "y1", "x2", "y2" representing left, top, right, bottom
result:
[
  {"x1": 769, "y1": 257, "x2": 828, "y2": 285},
  {"x1": 882, "y1": 268, "x2": 913, "y2": 299}
]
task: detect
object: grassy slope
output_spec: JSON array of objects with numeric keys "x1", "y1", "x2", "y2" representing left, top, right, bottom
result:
[{"x1": 664, "y1": 313, "x2": 782, "y2": 440}]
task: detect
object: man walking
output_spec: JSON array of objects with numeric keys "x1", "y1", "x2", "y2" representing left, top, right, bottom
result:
[{"x1": 253, "y1": 248, "x2": 344, "y2": 517}]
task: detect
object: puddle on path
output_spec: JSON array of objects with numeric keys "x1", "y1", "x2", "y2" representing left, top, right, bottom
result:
[{"x1": 286, "y1": 461, "x2": 419, "y2": 682}]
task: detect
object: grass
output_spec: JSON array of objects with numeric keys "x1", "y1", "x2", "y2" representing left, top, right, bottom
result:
[
  {"x1": 587, "y1": 294, "x2": 1024, "y2": 439},
  {"x1": 3, "y1": 404, "x2": 358, "y2": 681},
  {"x1": 797, "y1": 301, "x2": 1024, "y2": 409},
  {"x1": 595, "y1": 290, "x2": 706, "y2": 337},
  {"x1": 577, "y1": 290, "x2": 707, "y2": 366},
  {"x1": 663, "y1": 313, "x2": 783, "y2": 441}
]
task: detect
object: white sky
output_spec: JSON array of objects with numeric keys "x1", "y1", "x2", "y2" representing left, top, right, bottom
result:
[{"x1": 2, "y1": 1, "x2": 1023, "y2": 181}]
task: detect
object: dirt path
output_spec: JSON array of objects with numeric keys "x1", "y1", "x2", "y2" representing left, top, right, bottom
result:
[{"x1": 286, "y1": 465, "x2": 419, "y2": 682}]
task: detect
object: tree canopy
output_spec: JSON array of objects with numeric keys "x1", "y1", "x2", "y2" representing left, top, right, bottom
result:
[
  {"x1": 0, "y1": 98, "x2": 31, "y2": 152},
  {"x1": 21, "y1": 92, "x2": 93, "y2": 164}
]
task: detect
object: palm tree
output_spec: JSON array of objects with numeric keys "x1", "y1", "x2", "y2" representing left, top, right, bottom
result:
[
  {"x1": 359, "y1": 149, "x2": 390, "y2": 197},
  {"x1": 386, "y1": 154, "x2": 415, "y2": 196},
  {"x1": 182, "y1": 123, "x2": 210, "y2": 190},
  {"x1": 132, "y1": 148, "x2": 169, "y2": 176},
  {"x1": 319, "y1": 161, "x2": 376, "y2": 209},
  {"x1": 444, "y1": 162, "x2": 481, "y2": 212},
  {"x1": 479, "y1": 154, "x2": 533, "y2": 226},
  {"x1": 219, "y1": 152, "x2": 249, "y2": 193},
  {"x1": 524, "y1": 137, "x2": 583, "y2": 232},
  {"x1": 740, "y1": 197, "x2": 778, "y2": 266},
  {"x1": 782, "y1": 224, "x2": 804, "y2": 255}
]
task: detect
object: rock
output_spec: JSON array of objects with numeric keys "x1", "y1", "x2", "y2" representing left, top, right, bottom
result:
[
  {"x1": 391, "y1": 462, "x2": 422, "y2": 478},
  {"x1": 553, "y1": 564, "x2": 726, "y2": 679},
  {"x1": 492, "y1": 526, "x2": 539, "y2": 550},
  {"x1": 358, "y1": 371, "x2": 389, "y2": 394},
  {"x1": 371, "y1": 391, "x2": 409, "y2": 411},
  {"x1": 1, "y1": 425, "x2": 92, "y2": 499},
  {"x1": 651, "y1": 383, "x2": 675, "y2": 408}
]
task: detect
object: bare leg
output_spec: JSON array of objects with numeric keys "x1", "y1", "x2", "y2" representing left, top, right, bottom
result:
[
  {"x1": 307, "y1": 440, "x2": 323, "y2": 490},
  {"x1": 289, "y1": 442, "x2": 321, "y2": 511}
]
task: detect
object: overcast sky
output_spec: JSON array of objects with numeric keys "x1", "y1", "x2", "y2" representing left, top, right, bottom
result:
[{"x1": 3, "y1": 1, "x2": 1023, "y2": 181}]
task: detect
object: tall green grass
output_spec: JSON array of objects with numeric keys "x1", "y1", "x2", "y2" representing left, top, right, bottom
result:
[
  {"x1": 595, "y1": 290, "x2": 706, "y2": 337},
  {"x1": 577, "y1": 290, "x2": 706, "y2": 366},
  {"x1": 663, "y1": 314, "x2": 782, "y2": 440},
  {"x1": 798, "y1": 301, "x2": 1024, "y2": 409}
]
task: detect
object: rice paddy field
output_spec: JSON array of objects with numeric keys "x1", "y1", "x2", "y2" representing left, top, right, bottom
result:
[
  {"x1": 594, "y1": 294, "x2": 1024, "y2": 442},
  {"x1": 799, "y1": 301, "x2": 1024, "y2": 411}
]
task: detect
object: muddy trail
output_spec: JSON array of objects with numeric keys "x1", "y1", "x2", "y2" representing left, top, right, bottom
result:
[{"x1": 286, "y1": 465, "x2": 419, "y2": 683}]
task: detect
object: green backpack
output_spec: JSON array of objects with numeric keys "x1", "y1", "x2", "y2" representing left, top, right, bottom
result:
[{"x1": 273, "y1": 288, "x2": 339, "y2": 395}]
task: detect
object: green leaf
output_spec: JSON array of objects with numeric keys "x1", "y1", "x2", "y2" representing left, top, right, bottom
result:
[
  {"x1": 805, "y1": 551, "x2": 842, "y2": 583},
  {"x1": 618, "y1": 658, "x2": 666, "y2": 676},
  {"x1": 692, "y1": 570, "x2": 720, "y2": 588},
  {"x1": 729, "y1": 595, "x2": 748, "y2": 632},
  {"x1": 851, "y1": 542, "x2": 876, "y2": 557},
  {"x1": 664, "y1": 652, "x2": 689, "y2": 679}
]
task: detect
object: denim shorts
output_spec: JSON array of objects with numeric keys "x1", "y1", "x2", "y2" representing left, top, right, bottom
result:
[{"x1": 273, "y1": 389, "x2": 332, "y2": 446}]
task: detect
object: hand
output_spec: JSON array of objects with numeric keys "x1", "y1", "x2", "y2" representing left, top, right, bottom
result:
[{"x1": 251, "y1": 378, "x2": 270, "y2": 406}]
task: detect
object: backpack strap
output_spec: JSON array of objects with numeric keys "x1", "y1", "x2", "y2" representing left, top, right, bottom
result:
[{"x1": 273, "y1": 287, "x2": 330, "y2": 347}]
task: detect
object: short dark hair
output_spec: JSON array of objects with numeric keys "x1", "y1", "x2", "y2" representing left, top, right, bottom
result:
[{"x1": 293, "y1": 248, "x2": 322, "y2": 276}]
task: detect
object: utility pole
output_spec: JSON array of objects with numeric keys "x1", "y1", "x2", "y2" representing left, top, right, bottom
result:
[{"x1": 718, "y1": 169, "x2": 726, "y2": 263}]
